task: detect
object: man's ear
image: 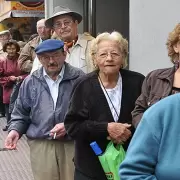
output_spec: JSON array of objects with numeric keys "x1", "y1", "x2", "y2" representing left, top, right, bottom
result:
[{"x1": 75, "y1": 20, "x2": 78, "y2": 26}]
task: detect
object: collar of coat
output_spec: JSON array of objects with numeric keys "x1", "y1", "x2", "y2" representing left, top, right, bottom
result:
[
  {"x1": 156, "y1": 67, "x2": 175, "y2": 81},
  {"x1": 53, "y1": 33, "x2": 94, "y2": 47},
  {"x1": 32, "y1": 62, "x2": 84, "y2": 81},
  {"x1": 29, "y1": 36, "x2": 41, "y2": 49}
]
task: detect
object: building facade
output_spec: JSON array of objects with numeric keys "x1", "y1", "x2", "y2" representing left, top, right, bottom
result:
[{"x1": 45, "y1": 0, "x2": 178, "y2": 75}]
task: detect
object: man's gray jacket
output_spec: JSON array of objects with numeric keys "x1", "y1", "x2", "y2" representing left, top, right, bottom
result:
[{"x1": 9, "y1": 63, "x2": 85, "y2": 140}]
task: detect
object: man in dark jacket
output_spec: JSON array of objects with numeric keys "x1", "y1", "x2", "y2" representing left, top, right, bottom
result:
[{"x1": 5, "y1": 39, "x2": 84, "y2": 180}]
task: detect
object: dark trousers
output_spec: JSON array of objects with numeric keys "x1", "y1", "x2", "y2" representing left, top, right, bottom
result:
[
  {"x1": 5, "y1": 104, "x2": 11, "y2": 125},
  {"x1": 74, "y1": 169, "x2": 97, "y2": 180}
]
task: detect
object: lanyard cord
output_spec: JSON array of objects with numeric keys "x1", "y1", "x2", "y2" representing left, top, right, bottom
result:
[{"x1": 98, "y1": 75, "x2": 119, "y2": 120}]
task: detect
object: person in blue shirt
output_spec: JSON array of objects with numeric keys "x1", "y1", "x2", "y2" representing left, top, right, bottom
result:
[{"x1": 119, "y1": 93, "x2": 180, "y2": 180}]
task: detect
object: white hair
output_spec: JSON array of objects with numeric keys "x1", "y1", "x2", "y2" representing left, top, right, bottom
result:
[
  {"x1": 90, "y1": 31, "x2": 128, "y2": 68},
  {"x1": 36, "y1": 19, "x2": 46, "y2": 28}
]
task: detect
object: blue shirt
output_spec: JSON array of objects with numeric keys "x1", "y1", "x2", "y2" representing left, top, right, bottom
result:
[{"x1": 119, "y1": 93, "x2": 180, "y2": 180}]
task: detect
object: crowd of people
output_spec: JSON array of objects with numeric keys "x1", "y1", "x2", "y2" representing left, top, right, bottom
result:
[{"x1": 0, "y1": 5, "x2": 180, "y2": 180}]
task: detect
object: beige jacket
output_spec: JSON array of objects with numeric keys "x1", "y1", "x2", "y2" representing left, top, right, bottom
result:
[
  {"x1": 54, "y1": 32, "x2": 95, "y2": 73},
  {"x1": 18, "y1": 36, "x2": 41, "y2": 73}
]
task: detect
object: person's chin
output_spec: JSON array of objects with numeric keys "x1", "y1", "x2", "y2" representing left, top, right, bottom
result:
[
  {"x1": 48, "y1": 67, "x2": 57, "y2": 71},
  {"x1": 104, "y1": 67, "x2": 119, "y2": 73},
  {"x1": 62, "y1": 33, "x2": 71, "y2": 39}
]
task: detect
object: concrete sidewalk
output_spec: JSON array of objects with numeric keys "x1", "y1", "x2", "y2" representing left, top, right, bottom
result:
[{"x1": 0, "y1": 117, "x2": 34, "y2": 180}]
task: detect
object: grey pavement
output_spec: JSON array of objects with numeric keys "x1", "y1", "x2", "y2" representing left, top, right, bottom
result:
[{"x1": 0, "y1": 117, "x2": 34, "y2": 180}]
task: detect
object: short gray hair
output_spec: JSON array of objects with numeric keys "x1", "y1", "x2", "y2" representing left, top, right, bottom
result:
[{"x1": 90, "y1": 31, "x2": 128, "y2": 68}]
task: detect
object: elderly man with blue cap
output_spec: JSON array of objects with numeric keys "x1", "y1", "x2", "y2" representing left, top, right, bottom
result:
[{"x1": 4, "y1": 39, "x2": 84, "y2": 180}]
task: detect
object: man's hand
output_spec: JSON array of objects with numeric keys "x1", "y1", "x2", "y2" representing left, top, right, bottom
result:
[
  {"x1": 4, "y1": 130, "x2": 20, "y2": 150},
  {"x1": 9, "y1": 76, "x2": 17, "y2": 81},
  {"x1": 107, "y1": 122, "x2": 132, "y2": 144},
  {"x1": 16, "y1": 76, "x2": 23, "y2": 82},
  {"x1": 49, "y1": 123, "x2": 66, "y2": 139}
]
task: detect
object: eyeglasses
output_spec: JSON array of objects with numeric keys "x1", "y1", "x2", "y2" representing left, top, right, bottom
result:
[
  {"x1": 39, "y1": 50, "x2": 64, "y2": 61},
  {"x1": 97, "y1": 52, "x2": 121, "y2": 59},
  {"x1": 40, "y1": 52, "x2": 64, "y2": 61},
  {"x1": 53, "y1": 20, "x2": 73, "y2": 29}
]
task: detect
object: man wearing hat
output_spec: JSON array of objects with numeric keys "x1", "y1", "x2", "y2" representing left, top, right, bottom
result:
[
  {"x1": 4, "y1": 39, "x2": 84, "y2": 180},
  {"x1": 46, "y1": 6, "x2": 95, "y2": 73}
]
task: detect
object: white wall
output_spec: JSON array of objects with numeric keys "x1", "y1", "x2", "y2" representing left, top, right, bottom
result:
[
  {"x1": 45, "y1": 0, "x2": 83, "y2": 33},
  {"x1": 130, "y1": 0, "x2": 180, "y2": 75}
]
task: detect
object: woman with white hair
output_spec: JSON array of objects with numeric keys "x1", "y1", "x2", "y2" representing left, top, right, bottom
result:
[{"x1": 64, "y1": 31, "x2": 145, "y2": 180}]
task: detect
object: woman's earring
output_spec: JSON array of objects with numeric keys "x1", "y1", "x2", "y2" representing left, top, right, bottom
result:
[{"x1": 93, "y1": 62, "x2": 97, "y2": 68}]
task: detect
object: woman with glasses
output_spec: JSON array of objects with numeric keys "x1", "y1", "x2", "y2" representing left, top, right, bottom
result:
[
  {"x1": 0, "y1": 40, "x2": 27, "y2": 131},
  {"x1": 64, "y1": 31, "x2": 145, "y2": 180}
]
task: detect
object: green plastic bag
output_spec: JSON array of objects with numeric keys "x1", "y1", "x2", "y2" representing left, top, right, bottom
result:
[{"x1": 98, "y1": 141, "x2": 125, "y2": 180}]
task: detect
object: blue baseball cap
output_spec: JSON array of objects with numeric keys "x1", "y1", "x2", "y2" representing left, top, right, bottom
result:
[{"x1": 35, "y1": 39, "x2": 64, "y2": 55}]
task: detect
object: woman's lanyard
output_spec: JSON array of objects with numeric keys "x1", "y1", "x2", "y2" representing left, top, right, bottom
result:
[{"x1": 98, "y1": 75, "x2": 119, "y2": 120}]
